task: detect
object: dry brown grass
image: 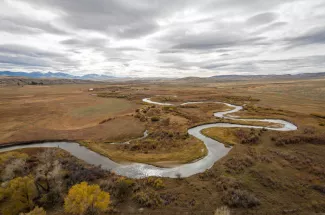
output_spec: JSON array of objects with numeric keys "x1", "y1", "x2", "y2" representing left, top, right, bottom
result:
[
  {"x1": 82, "y1": 137, "x2": 207, "y2": 167},
  {"x1": 1, "y1": 78, "x2": 325, "y2": 214},
  {"x1": 202, "y1": 127, "x2": 267, "y2": 146},
  {"x1": 0, "y1": 84, "x2": 143, "y2": 144},
  {"x1": 202, "y1": 128, "x2": 242, "y2": 146}
]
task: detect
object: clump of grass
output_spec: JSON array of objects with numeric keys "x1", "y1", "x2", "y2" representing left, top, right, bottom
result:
[
  {"x1": 114, "y1": 177, "x2": 135, "y2": 200},
  {"x1": 151, "y1": 116, "x2": 160, "y2": 122},
  {"x1": 147, "y1": 177, "x2": 164, "y2": 190},
  {"x1": 133, "y1": 189, "x2": 163, "y2": 207}
]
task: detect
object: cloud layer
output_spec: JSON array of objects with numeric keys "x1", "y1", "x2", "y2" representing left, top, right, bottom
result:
[{"x1": 0, "y1": 0, "x2": 324, "y2": 77}]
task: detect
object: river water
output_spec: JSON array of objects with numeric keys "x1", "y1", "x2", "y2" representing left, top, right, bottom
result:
[{"x1": 0, "y1": 98, "x2": 297, "y2": 178}]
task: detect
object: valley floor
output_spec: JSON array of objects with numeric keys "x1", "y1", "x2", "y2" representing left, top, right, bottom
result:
[{"x1": 0, "y1": 78, "x2": 325, "y2": 214}]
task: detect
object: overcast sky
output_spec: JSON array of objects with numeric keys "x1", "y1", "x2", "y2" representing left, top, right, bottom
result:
[{"x1": 0, "y1": 0, "x2": 325, "y2": 77}]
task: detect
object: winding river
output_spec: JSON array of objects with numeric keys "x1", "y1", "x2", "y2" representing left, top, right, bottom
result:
[{"x1": 0, "y1": 98, "x2": 297, "y2": 178}]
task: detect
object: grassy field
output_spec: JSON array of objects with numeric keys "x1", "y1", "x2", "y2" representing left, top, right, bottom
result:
[
  {"x1": 0, "y1": 78, "x2": 325, "y2": 214},
  {"x1": 80, "y1": 136, "x2": 207, "y2": 167},
  {"x1": 79, "y1": 102, "x2": 232, "y2": 166},
  {"x1": 0, "y1": 84, "x2": 144, "y2": 144},
  {"x1": 202, "y1": 127, "x2": 248, "y2": 146}
]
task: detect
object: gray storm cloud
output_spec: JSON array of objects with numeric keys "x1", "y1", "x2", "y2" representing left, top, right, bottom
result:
[{"x1": 0, "y1": 0, "x2": 324, "y2": 77}]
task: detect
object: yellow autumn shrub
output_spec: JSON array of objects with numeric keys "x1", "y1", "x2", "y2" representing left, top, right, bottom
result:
[
  {"x1": 147, "y1": 177, "x2": 164, "y2": 189},
  {"x1": 0, "y1": 151, "x2": 28, "y2": 165},
  {"x1": 0, "y1": 176, "x2": 38, "y2": 215},
  {"x1": 64, "y1": 182, "x2": 110, "y2": 215}
]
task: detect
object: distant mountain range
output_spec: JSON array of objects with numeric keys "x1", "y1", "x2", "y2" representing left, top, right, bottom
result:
[
  {"x1": 210, "y1": 72, "x2": 325, "y2": 79},
  {"x1": 178, "y1": 72, "x2": 325, "y2": 82},
  {"x1": 2, "y1": 71, "x2": 324, "y2": 82},
  {"x1": 0, "y1": 71, "x2": 115, "y2": 80}
]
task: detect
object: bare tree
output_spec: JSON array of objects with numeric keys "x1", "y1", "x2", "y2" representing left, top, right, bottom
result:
[
  {"x1": 34, "y1": 149, "x2": 64, "y2": 206},
  {"x1": 2, "y1": 158, "x2": 26, "y2": 181},
  {"x1": 35, "y1": 149, "x2": 63, "y2": 192}
]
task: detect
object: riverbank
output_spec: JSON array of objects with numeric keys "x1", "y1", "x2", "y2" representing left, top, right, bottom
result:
[{"x1": 0, "y1": 98, "x2": 297, "y2": 178}]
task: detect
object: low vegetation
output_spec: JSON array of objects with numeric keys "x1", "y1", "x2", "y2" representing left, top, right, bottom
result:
[
  {"x1": 64, "y1": 182, "x2": 111, "y2": 215},
  {"x1": 0, "y1": 78, "x2": 325, "y2": 214},
  {"x1": 202, "y1": 127, "x2": 265, "y2": 146},
  {"x1": 214, "y1": 206, "x2": 231, "y2": 215},
  {"x1": 0, "y1": 149, "x2": 110, "y2": 215},
  {"x1": 222, "y1": 188, "x2": 260, "y2": 208},
  {"x1": 133, "y1": 189, "x2": 163, "y2": 207},
  {"x1": 0, "y1": 176, "x2": 38, "y2": 215},
  {"x1": 272, "y1": 133, "x2": 325, "y2": 146},
  {"x1": 21, "y1": 206, "x2": 46, "y2": 215}
]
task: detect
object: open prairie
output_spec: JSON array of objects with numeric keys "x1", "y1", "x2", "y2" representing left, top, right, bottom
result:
[
  {"x1": 0, "y1": 84, "x2": 145, "y2": 144},
  {"x1": 1, "y1": 78, "x2": 325, "y2": 215}
]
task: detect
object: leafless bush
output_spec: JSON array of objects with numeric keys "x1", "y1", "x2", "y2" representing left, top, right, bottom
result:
[
  {"x1": 222, "y1": 188, "x2": 260, "y2": 208},
  {"x1": 113, "y1": 178, "x2": 136, "y2": 201},
  {"x1": 275, "y1": 135, "x2": 325, "y2": 146},
  {"x1": 34, "y1": 149, "x2": 65, "y2": 207},
  {"x1": 39, "y1": 187, "x2": 63, "y2": 207},
  {"x1": 99, "y1": 179, "x2": 114, "y2": 192},
  {"x1": 2, "y1": 158, "x2": 26, "y2": 181},
  {"x1": 214, "y1": 206, "x2": 231, "y2": 215},
  {"x1": 234, "y1": 129, "x2": 260, "y2": 145},
  {"x1": 241, "y1": 135, "x2": 259, "y2": 144},
  {"x1": 199, "y1": 169, "x2": 219, "y2": 180},
  {"x1": 224, "y1": 156, "x2": 254, "y2": 174},
  {"x1": 63, "y1": 162, "x2": 105, "y2": 186},
  {"x1": 35, "y1": 149, "x2": 63, "y2": 193},
  {"x1": 160, "y1": 192, "x2": 177, "y2": 206},
  {"x1": 215, "y1": 176, "x2": 240, "y2": 192}
]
